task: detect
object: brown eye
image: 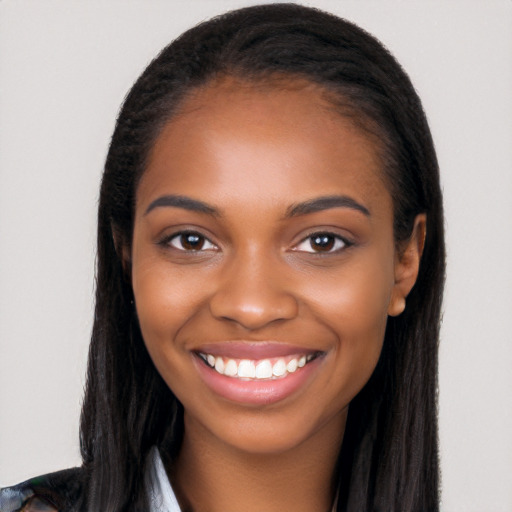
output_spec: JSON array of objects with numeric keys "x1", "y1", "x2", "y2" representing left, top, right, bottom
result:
[
  {"x1": 181, "y1": 233, "x2": 204, "y2": 250},
  {"x1": 168, "y1": 231, "x2": 217, "y2": 251},
  {"x1": 294, "y1": 232, "x2": 348, "y2": 254},
  {"x1": 311, "y1": 234, "x2": 335, "y2": 252}
]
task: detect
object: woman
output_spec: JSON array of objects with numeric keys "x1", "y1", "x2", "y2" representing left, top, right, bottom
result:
[{"x1": 0, "y1": 3, "x2": 444, "y2": 511}]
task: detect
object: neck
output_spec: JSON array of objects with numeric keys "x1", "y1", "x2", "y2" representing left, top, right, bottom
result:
[{"x1": 170, "y1": 410, "x2": 347, "y2": 512}]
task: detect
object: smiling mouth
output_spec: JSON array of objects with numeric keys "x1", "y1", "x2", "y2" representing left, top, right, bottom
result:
[{"x1": 197, "y1": 352, "x2": 321, "y2": 380}]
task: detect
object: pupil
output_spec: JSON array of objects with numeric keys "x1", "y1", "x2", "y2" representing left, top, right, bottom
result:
[
  {"x1": 182, "y1": 233, "x2": 203, "y2": 250},
  {"x1": 312, "y1": 235, "x2": 334, "y2": 251}
]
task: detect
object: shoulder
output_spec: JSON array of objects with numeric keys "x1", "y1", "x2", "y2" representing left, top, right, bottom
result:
[{"x1": 0, "y1": 467, "x2": 84, "y2": 512}]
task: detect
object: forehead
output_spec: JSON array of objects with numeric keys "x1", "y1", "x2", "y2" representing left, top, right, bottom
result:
[{"x1": 138, "y1": 77, "x2": 390, "y2": 214}]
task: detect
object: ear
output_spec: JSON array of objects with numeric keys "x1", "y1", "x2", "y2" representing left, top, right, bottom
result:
[
  {"x1": 112, "y1": 225, "x2": 132, "y2": 280},
  {"x1": 388, "y1": 214, "x2": 426, "y2": 317}
]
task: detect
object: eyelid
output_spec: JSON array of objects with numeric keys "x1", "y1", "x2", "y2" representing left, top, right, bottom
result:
[
  {"x1": 292, "y1": 231, "x2": 353, "y2": 254},
  {"x1": 160, "y1": 230, "x2": 219, "y2": 252}
]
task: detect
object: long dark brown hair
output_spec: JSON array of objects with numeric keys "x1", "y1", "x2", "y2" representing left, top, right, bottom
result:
[{"x1": 80, "y1": 4, "x2": 445, "y2": 511}]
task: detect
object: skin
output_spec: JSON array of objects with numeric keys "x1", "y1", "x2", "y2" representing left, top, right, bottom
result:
[{"x1": 128, "y1": 77, "x2": 424, "y2": 512}]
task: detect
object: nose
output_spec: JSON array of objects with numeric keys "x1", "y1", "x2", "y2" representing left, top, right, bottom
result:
[{"x1": 209, "y1": 251, "x2": 299, "y2": 330}]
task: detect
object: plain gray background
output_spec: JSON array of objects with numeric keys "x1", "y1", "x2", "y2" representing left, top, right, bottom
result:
[{"x1": 1, "y1": 1, "x2": 511, "y2": 510}]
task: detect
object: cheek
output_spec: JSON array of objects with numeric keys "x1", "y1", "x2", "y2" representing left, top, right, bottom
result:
[
  {"x1": 132, "y1": 255, "x2": 191, "y2": 363},
  {"x1": 301, "y1": 255, "x2": 393, "y2": 392},
  {"x1": 304, "y1": 253, "x2": 393, "y2": 333},
  {"x1": 131, "y1": 263, "x2": 199, "y2": 401},
  {"x1": 132, "y1": 250, "x2": 207, "y2": 336}
]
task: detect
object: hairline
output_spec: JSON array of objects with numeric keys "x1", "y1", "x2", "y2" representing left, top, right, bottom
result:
[{"x1": 134, "y1": 70, "x2": 402, "y2": 230}]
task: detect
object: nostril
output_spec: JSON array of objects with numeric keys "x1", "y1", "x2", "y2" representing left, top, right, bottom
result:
[{"x1": 209, "y1": 289, "x2": 299, "y2": 330}]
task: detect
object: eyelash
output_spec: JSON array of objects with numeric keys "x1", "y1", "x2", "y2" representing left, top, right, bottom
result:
[
  {"x1": 293, "y1": 232, "x2": 352, "y2": 254},
  {"x1": 162, "y1": 231, "x2": 218, "y2": 252},
  {"x1": 160, "y1": 230, "x2": 352, "y2": 255}
]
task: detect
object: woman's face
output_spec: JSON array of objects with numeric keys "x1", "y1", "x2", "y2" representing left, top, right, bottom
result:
[{"x1": 130, "y1": 78, "x2": 414, "y2": 454}]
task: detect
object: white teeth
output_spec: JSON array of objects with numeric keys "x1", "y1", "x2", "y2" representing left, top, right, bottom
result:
[
  {"x1": 238, "y1": 360, "x2": 256, "y2": 378},
  {"x1": 224, "y1": 359, "x2": 238, "y2": 377},
  {"x1": 255, "y1": 360, "x2": 273, "y2": 379},
  {"x1": 286, "y1": 358, "x2": 298, "y2": 373},
  {"x1": 272, "y1": 359, "x2": 287, "y2": 377},
  {"x1": 201, "y1": 352, "x2": 317, "y2": 379},
  {"x1": 214, "y1": 357, "x2": 225, "y2": 374}
]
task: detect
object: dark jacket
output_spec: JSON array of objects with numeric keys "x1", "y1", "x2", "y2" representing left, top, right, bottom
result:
[{"x1": 0, "y1": 468, "x2": 82, "y2": 512}]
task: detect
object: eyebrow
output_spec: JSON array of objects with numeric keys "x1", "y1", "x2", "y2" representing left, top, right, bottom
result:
[
  {"x1": 285, "y1": 195, "x2": 370, "y2": 218},
  {"x1": 144, "y1": 193, "x2": 370, "y2": 218},
  {"x1": 145, "y1": 195, "x2": 220, "y2": 216}
]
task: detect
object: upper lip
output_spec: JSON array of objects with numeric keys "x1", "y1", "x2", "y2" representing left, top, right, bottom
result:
[{"x1": 195, "y1": 341, "x2": 320, "y2": 359}]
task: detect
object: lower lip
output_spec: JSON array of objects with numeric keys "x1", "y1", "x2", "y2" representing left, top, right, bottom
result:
[{"x1": 193, "y1": 355, "x2": 323, "y2": 405}]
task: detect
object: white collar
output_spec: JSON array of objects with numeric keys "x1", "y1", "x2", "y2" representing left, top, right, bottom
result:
[{"x1": 146, "y1": 447, "x2": 182, "y2": 512}]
